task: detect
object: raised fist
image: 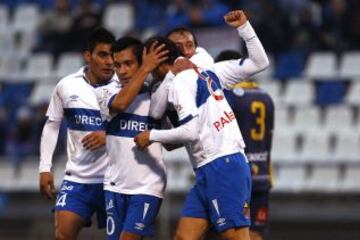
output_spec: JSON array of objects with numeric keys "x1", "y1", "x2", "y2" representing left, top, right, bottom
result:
[{"x1": 224, "y1": 10, "x2": 248, "y2": 28}]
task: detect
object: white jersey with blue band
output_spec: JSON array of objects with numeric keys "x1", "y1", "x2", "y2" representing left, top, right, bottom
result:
[
  {"x1": 151, "y1": 67, "x2": 245, "y2": 169},
  {"x1": 43, "y1": 67, "x2": 111, "y2": 184},
  {"x1": 95, "y1": 81, "x2": 167, "y2": 198}
]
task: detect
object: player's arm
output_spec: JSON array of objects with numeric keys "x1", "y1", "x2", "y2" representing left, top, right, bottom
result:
[
  {"x1": 135, "y1": 77, "x2": 199, "y2": 149},
  {"x1": 39, "y1": 85, "x2": 63, "y2": 200},
  {"x1": 110, "y1": 43, "x2": 168, "y2": 112},
  {"x1": 39, "y1": 119, "x2": 60, "y2": 200},
  {"x1": 216, "y1": 10, "x2": 269, "y2": 86}
]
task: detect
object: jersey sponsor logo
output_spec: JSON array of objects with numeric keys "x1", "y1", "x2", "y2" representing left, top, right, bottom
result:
[
  {"x1": 106, "y1": 112, "x2": 160, "y2": 138},
  {"x1": 213, "y1": 111, "x2": 236, "y2": 131},
  {"x1": 64, "y1": 108, "x2": 104, "y2": 131},
  {"x1": 247, "y1": 152, "x2": 269, "y2": 162}
]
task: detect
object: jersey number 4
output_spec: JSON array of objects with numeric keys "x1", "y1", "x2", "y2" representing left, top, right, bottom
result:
[{"x1": 251, "y1": 101, "x2": 266, "y2": 141}]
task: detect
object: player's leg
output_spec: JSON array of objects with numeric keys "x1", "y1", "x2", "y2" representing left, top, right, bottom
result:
[
  {"x1": 204, "y1": 153, "x2": 252, "y2": 240},
  {"x1": 174, "y1": 217, "x2": 209, "y2": 240},
  {"x1": 250, "y1": 231, "x2": 263, "y2": 240},
  {"x1": 54, "y1": 181, "x2": 97, "y2": 240},
  {"x1": 220, "y1": 227, "x2": 250, "y2": 240},
  {"x1": 120, "y1": 194, "x2": 162, "y2": 240},
  {"x1": 175, "y1": 172, "x2": 210, "y2": 240},
  {"x1": 105, "y1": 191, "x2": 125, "y2": 240},
  {"x1": 55, "y1": 210, "x2": 86, "y2": 240}
]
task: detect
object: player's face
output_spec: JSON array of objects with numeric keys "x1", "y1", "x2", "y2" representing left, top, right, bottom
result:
[
  {"x1": 85, "y1": 43, "x2": 114, "y2": 83},
  {"x1": 113, "y1": 47, "x2": 140, "y2": 86},
  {"x1": 168, "y1": 32, "x2": 196, "y2": 59}
]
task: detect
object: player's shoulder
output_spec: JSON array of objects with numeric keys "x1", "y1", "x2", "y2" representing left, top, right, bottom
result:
[{"x1": 56, "y1": 67, "x2": 85, "y2": 88}]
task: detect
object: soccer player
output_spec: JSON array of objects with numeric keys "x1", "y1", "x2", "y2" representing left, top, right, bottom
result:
[
  {"x1": 150, "y1": 10, "x2": 269, "y2": 120},
  {"x1": 94, "y1": 37, "x2": 169, "y2": 240},
  {"x1": 134, "y1": 35, "x2": 252, "y2": 240},
  {"x1": 39, "y1": 28, "x2": 115, "y2": 240},
  {"x1": 216, "y1": 50, "x2": 275, "y2": 240}
]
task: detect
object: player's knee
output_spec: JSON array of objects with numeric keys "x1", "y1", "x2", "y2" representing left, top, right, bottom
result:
[
  {"x1": 174, "y1": 230, "x2": 191, "y2": 240},
  {"x1": 55, "y1": 228, "x2": 76, "y2": 240},
  {"x1": 250, "y1": 230, "x2": 263, "y2": 240},
  {"x1": 221, "y1": 227, "x2": 250, "y2": 240}
]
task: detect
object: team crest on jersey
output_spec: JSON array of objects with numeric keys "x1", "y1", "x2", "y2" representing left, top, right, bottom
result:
[{"x1": 233, "y1": 87, "x2": 245, "y2": 96}]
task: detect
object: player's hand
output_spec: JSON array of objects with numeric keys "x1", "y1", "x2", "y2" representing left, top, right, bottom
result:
[
  {"x1": 82, "y1": 131, "x2": 106, "y2": 151},
  {"x1": 142, "y1": 42, "x2": 169, "y2": 73},
  {"x1": 40, "y1": 172, "x2": 55, "y2": 200},
  {"x1": 134, "y1": 130, "x2": 151, "y2": 150},
  {"x1": 224, "y1": 10, "x2": 248, "y2": 28},
  {"x1": 172, "y1": 58, "x2": 195, "y2": 75}
]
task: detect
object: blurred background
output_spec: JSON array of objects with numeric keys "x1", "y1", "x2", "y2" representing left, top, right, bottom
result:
[{"x1": 0, "y1": 0, "x2": 360, "y2": 239}]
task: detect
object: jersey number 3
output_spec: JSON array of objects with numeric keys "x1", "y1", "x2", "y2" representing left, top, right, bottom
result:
[{"x1": 251, "y1": 101, "x2": 266, "y2": 141}]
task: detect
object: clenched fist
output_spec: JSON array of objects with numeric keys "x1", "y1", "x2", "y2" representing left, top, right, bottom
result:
[{"x1": 224, "y1": 10, "x2": 248, "y2": 28}]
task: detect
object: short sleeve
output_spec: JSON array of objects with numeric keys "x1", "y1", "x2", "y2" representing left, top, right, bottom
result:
[{"x1": 46, "y1": 85, "x2": 64, "y2": 121}]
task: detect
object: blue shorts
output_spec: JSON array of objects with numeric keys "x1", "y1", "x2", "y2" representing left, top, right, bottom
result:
[
  {"x1": 104, "y1": 191, "x2": 162, "y2": 239},
  {"x1": 181, "y1": 152, "x2": 252, "y2": 232},
  {"x1": 250, "y1": 190, "x2": 269, "y2": 234},
  {"x1": 54, "y1": 180, "x2": 106, "y2": 228}
]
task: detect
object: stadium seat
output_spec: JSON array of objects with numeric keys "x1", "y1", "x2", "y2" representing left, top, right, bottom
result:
[
  {"x1": 272, "y1": 131, "x2": 298, "y2": 163},
  {"x1": 12, "y1": 4, "x2": 40, "y2": 34},
  {"x1": 55, "y1": 52, "x2": 83, "y2": 79},
  {"x1": 298, "y1": 131, "x2": 331, "y2": 163},
  {"x1": 274, "y1": 106, "x2": 292, "y2": 134},
  {"x1": 345, "y1": 81, "x2": 360, "y2": 106},
  {"x1": 291, "y1": 106, "x2": 322, "y2": 135},
  {"x1": 339, "y1": 51, "x2": 360, "y2": 79},
  {"x1": 305, "y1": 166, "x2": 340, "y2": 192},
  {"x1": 259, "y1": 81, "x2": 282, "y2": 106},
  {"x1": 23, "y1": 53, "x2": 54, "y2": 81},
  {"x1": 29, "y1": 82, "x2": 56, "y2": 106},
  {"x1": 340, "y1": 166, "x2": 360, "y2": 193},
  {"x1": 103, "y1": 3, "x2": 134, "y2": 37},
  {"x1": 322, "y1": 106, "x2": 354, "y2": 135},
  {"x1": 272, "y1": 165, "x2": 307, "y2": 192},
  {"x1": 331, "y1": 131, "x2": 360, "y2": 163},
  {"x1": 0, "y1": 4, "x2": 9, "y2": 33},
  {"x1": 304, "y1": 52, "x2": 338, "y2": 79},
  {"x1": 283, "y1": 80, "x2": 314, "y2": 106}
]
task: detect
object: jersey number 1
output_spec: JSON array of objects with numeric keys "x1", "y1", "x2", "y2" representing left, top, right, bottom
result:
[{"x1": 251, "y1": 101, "x2": 266, "y2": 141}]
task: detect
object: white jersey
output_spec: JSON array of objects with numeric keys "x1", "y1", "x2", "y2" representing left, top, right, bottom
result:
[
  {"x1": 45, "y1": 67, "x2": 111, "y2": 184},
  {"x1": 163, "y1": 65, "x2": 246, "y2": 169},
  {"x1": 96, "y1": 81, "x2": 166, "y2": 198}
]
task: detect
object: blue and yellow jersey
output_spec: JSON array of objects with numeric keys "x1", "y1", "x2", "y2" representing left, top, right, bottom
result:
[{"x1": 225, "y1": 81, "x2": 274, "y2": 191}]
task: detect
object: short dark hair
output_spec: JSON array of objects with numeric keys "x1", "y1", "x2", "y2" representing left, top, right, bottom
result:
[
  {"x1": 112, "y1": 37, "x2": 144, "y2": 65},
  {"x1": 215, "y1": 50, "x2": 243, "y2": 62},
  {"x1": 84, "y1": 27, "x2": 115, "y2": 53},
  {"x1": 166, "y1": 26, "x2": 198, "y2": 47},
  {"x1": 145, "y1": 36, "x2": 182, "y2": 65}
]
